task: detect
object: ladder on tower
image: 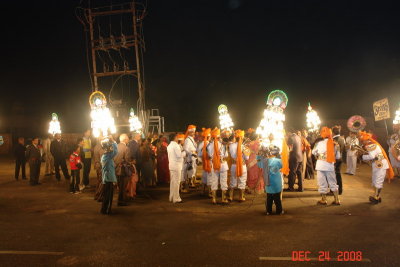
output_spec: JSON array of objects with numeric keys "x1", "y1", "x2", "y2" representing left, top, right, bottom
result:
[{"x1": 147, "y1": 109, "x2": 165, "y2": 135}]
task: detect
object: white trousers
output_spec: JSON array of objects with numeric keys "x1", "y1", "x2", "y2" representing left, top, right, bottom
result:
[
  {"x1": 229, "y1": 164, "x2": 247, "y2": 190},
  {"x1": 317, "y1": 170, "x2": 338, "y2": 194},
  {"x1": 372, "y1": 167, "x2": 386, "y2": 189},
  {"x1": 202, "y1": 170, "x2": 212, "y2": 185},
  {"x1": 169, "y1": 170, "x2": 182, "y2": 203},
  {"x1": 210, "y1": 170, "x2": 228, "y2": 191},
  {"x1": 45, "y1": 154, "x2": 54, "y2": 174},
  {"x1": 346, "y1": 154, "x2": 357, "y2": 175}
]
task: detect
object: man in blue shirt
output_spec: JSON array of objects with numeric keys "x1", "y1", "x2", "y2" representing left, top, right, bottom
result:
[{"x1": 100, "y1": 136, "x2": 118, "y2": 215}]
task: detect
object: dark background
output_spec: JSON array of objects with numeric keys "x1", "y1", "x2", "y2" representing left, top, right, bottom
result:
[{"x1": 1, "y1": 0, "x2": 400, "y2": 135}]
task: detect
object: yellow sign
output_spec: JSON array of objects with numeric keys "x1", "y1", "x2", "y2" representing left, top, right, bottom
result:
[{"x1": 373, "y1": 98, "x2": 390, "y2": 121}]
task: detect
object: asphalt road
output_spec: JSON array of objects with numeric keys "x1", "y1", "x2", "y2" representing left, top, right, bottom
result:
[{"x1": 0, "y1": 155, "x2": 399, "y2": 267}]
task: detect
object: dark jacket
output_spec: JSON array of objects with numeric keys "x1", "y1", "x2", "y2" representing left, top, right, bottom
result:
[
  {"x1": 50, "y1": 139, "x2": 68, "y2": 159},
  {"x1": 26, "y1": 144, "x2": 42, "y2": 163},
  {"x1": 127, "y1": 140, "x2": 141, "y2": 164},
  {"x1": 14, "y1": 143, "x2": 26, "y2": 160}
]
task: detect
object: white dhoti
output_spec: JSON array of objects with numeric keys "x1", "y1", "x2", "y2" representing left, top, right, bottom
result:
[
  {"x1": 210, "y1": 170, "x2": 228, "y2": 191},
  {"x1": 202, "y1": 170, "x2": 212, "y2": 185},
  {"x1": 169, "y1": 170, "x2": 182, "y2": 203},
  {"x1": 346, "y1": 154, "x2": 357, "y2": 175},
  {"x1": 317, "y1": 170, "x2": 338, "y2": 194},
  {"x1": 229, "y1": 164, "x2": 247, "y2": 190},
  {"x1": 372, "y1": 167, "x2": 386, "y2": 189}
]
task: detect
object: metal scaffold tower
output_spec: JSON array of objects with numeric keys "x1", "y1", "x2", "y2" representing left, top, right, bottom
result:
[{"x1": 76, "y1": 0, "x2": 149, "y2": 134}]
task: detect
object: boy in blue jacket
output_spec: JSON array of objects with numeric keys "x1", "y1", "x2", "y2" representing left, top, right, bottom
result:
[
  {"x1": 100, "y1": 136, "x2": 118, "y2": 215},
  {"x1": 260, "y1": 146, "x2": 284, "y2": 215}
]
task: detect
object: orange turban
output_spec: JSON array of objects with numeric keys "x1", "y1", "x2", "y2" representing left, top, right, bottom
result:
[
  {"x1": 202, "y1": 128, "x2": 212, "y2": 173},
  {"x1": 359, "y1": 131, "x2": 394, "y2": 181},
  {"x1": 211, "y1": 127, "x2": 221, "y2": 170},
  {"x1": 211, "y1": 127, "x2": 220, "y2": 138},
  {"x1": 185, "y1": 125, "x2": 196, "y2": 138},
  {"x1": 320, "y1": 127, "x2": 335, "y2": 164},
  {"x1": 177, "y1": 134, "x2": 185, "y2": 140}
]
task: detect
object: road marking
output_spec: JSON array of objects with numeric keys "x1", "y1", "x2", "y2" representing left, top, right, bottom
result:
[
  {"x1": 259, "y1": 257, "x2": 371, "y2": 262},
  {"x1": 0, "y1": 251, "x2": 64, "y2": 256}
]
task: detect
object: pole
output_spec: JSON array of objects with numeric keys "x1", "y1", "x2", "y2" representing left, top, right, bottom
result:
[
  {"x1": 384, "y1": 119, "x2": 389, "y2": 136},
  {"x1": 88, "y1": 8, "x2": 98, "y2": 91}
]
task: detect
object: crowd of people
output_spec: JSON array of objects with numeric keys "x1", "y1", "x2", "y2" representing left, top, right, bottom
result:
[{"x1": 12, "y1": 123, "x2": 400, "y2": 215}]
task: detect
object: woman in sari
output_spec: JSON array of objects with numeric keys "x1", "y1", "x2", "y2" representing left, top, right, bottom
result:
[
  {"x1": 156, "y1": 137, "x2": 170, "y2": 184},
  {"x1": 140, "y1": 138, "x2": 156, "y2": 187},
  {"x1": 246, "y1": 134, "x2": 264, "y2": 194}
]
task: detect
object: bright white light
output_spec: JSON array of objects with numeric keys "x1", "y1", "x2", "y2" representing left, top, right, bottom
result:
[
  {"x1": 129, "y1": 108, "x2": 143, "y2": 132},
  {"x1": 48, "y1": 113, "x2": 61, "y2": 136},
  {"x1": 257, "y1": 105, "x2": 285, "y2": 151},
  {"x1": 273, "y1": 97, "x2": 282, "y2": 106},
  {"x1": 306, "y1": 104, "x2": 321, "y2": 133},
  {"x1": 394, "y1": 105, "x2": 400, "y2": 125},
  {"x1": 218, "y1": 104, "x2": 234, "y2": 131},
  {"x1": 90, "y1": 107, "x2": 116, "y2": 138}
]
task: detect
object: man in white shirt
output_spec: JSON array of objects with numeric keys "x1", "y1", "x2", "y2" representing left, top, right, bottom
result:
[
  {"x1": 345, "y1": 131, "x2": 359, "y2": 175},
  {"x1": 312, "y1": 127, "x2": 340, "y2": 205},
  {"x1": 183, "y1": 125, "x2": 198, "y2": 190},
  {"x1": 228, "y1": 130, "x2": 249, "y2": 202},
  {"x1": 207, "y1": 128, "x2": 229, "y2": 204},
  {"x1": 360, "y1": 132, "x2": 393, "y2": 204},
  {"x1": 167, "y1": 133, "x2": 186, "y2": 204},
  {"x1": 197, "y1": 128, "x2": 212, "y2": 196}
]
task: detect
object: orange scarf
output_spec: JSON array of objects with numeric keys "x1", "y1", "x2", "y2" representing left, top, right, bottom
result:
[
  {"x1": 212, "y1": 138, "x2": 221, "y2": 171},
  {"x1": 202, "y1": 139, "x2": 211, "y2": 173},
  {"x1": 281, "y1": 139, "x2": 290, "y2": 176},
  {"x1": 321, "y1": 127, "x2": 335, "y2": 163}
]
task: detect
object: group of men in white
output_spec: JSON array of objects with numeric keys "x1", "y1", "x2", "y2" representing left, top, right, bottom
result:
[{"x1": 167, "y1": 125, "x2": 248, "y2": 204}]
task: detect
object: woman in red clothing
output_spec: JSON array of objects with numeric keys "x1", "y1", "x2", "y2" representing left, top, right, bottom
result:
[
  {"x1": 69, "y1": 145, "x2": 82, "y2": 194},
  {"x1": 156, "y1": 137, "x2": 170, "y2": 184}
]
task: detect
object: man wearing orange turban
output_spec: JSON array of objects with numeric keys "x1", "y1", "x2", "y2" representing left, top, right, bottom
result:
[
  {"x1": 312, "y1": 127, "x2": 341, "y2": 205},
  {"x1": 228, "y1": 130, "x2": 249, "y2": 202},
  {"x1": 183, "y1": 125, "x2": 198, "y2": 191},
  {"x1": 359, "y1": 131, "x2": 394, "y2": 204},
  {"x1": 197, "y1": 128, "x2": 212, "y2": 197},
  {"x1": 207, "y1": 127, "x2": 229, "y2": 204}
]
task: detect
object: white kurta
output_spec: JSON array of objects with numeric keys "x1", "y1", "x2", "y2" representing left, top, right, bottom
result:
[
  {"x1": 229, "y1": 142, "x2": 249, "y2": 190},
  {"x1": 312, "y1": 139, "x2": 339, "y2": 193},
  {"x1": 207, "y1": 140, "x2": 229, "y2": 191},
  {"x1": 182, "y1": 136, "x2": 198, "y2": 181},
  {"x1": 167, "y1": 141, "x2": 186, "y2": 203},
  {"x1": 197, "y1": 141, "x2": 212, "y2": 186},
  {"x1": 346, "y1": 136, "x2": 359, "y2": 175},
  {"x1": 362, "y1": 145, "x2": 389, "y2": 189},
  {"x1": 42, "y1": 137, "x2": 54, "y2": 174}
]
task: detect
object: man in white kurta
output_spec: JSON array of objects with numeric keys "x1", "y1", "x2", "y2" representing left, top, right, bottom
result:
[
  {"x1": 312, "y1": 127, "x2": 340, "y2": 205},
  {"x1": 183, "y1": 125, "x2": 198, "y2": 189},
  {"x1": 167, "y1": 134, "x2": 186, "y2": 203},
  {"x1": 197, "y1": 128, "x2": 212, "y2": 196},
  {"x1": 345, "y1": 132, "x2": 359, "y2": 175},
  {"x1": 387, "y1": 129, "x2": 400, "y2": 177},
  {"x1": 228, "y1": 130, "x2": 249, "y2": 202},
  {"x1": 42, "y1": 134, "x2": 54, "y2": 176},
  {"x1": 361, "y1": 136, "x2": 390, "y2": 204},
  {"x1": 207, "y1": 128, "x2": 229, "y2": 204}
]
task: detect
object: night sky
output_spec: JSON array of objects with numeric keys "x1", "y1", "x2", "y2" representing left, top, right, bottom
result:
[{"x1": 1, "y1": 0, "x2": 400, "y2": 135}]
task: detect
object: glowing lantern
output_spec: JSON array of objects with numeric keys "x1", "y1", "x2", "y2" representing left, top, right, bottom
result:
[
  {"x1": 306, "y1": 103, "x2": 321, "y2": 133},
  {"x1": 89, "y1": 91, "x2": 116, "y2": 138},
  {"x1": 218, "y1": 104, "x2": 234, "y2": 133},
  {"x1": 129, "y1": 108, "x2": 143, "y2": 132},
  {"x1": 393, "y1": 103, "x2": 400, "y2": 126},
  {"x1": 48, "y1": 113, "x2": 61, "y2": 136},
  {"x1": 257, "y1": 90, "x2": 288, "y2": 150}
]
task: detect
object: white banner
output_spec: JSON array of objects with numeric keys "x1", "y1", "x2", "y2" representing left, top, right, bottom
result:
[{"x1": 373, "y1": 98, "x2": 390, "y2": 121}]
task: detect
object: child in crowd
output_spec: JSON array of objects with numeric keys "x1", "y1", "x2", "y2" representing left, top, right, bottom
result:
[
  {"x1": 100, "y1": 136, "x2": 118, "y2": 215},
  {"x1": 261, "y1": 146, "x2": 284, "y2": 215},
  {"x1": 69, "y1": 145, "x2": 82, "y2": 194}
]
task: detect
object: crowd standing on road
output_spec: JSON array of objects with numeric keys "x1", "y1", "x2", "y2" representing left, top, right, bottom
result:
[{"x1": 11, "y1": 123, "x2": 400, "y2": 215}]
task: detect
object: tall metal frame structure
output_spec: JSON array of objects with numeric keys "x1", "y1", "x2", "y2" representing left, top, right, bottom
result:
[{"x1": 79, "y1": 1, "x2": 147, "y2": 132}]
